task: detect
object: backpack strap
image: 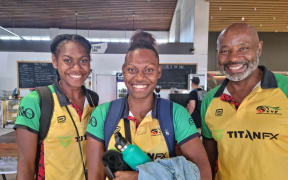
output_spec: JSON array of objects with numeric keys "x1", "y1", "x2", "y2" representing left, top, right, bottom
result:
[
  {"x1": 34, "y1": 86, "x2": 54, "y2": 179},
  {"x1": 86, "y1": 89, "x2": 99, "y2": 107},
  {"x1": 157, "y1": 98, "x2": 176, "y2": 157},
  {"x1": 36, "y1": 86, "x2": 54, "y2": 140},
  {"x1": 104, "y1": 98, "x2": 126, "y2": 150}
]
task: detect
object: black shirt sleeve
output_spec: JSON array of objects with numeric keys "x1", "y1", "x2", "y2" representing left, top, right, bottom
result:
[{"x1": 189, "y1": 90, "x2": 198, "y2": 101}]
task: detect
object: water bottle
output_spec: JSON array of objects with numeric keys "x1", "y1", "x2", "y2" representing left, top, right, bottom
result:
[{"x1": 114, "y1": 132, "x2": 150, "y2": 170}]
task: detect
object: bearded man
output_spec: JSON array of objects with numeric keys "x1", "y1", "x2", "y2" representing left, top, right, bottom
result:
[{"x1": 201, "y1": 23, "x2": 288, "y2": 180}]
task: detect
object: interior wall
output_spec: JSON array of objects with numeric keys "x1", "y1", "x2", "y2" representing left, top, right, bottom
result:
[
  {"x1": 208, "y1": 32, "x2": 288, "y2": 71},
  {"x1": 0, "y1": 52, "x2": 207, "y2": 102}
]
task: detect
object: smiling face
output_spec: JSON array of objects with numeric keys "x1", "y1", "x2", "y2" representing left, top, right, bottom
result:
[
  {"x1": 122, "y1": 48, "x2": 161, "y2": 100},
  {"x1": 217, "y1": 24, "x2": 263, "y2": 81},
  {"x1": 52, "y1": 41, "x2": 90, "y2": 89}
]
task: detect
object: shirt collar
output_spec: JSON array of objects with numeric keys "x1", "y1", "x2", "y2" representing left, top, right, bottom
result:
[
  {"x1": 215, "y1": 66, "x2": 277, "y2": 97},
  {"x1": 53, "y1": 81, "x2": 91, "y2": 107},
  {"x1": 122, "y1": 94, "x2": 158, "y2": 119}
]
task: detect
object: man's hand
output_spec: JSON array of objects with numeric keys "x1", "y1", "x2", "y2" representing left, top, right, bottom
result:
[{"x1": 114, "y1": 171, "x2": 138, "y2": 180}]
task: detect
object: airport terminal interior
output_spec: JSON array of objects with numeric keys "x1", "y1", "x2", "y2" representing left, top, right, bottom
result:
[{"x1": 1, "y1": 0, "x2": 288, "y2": 179}]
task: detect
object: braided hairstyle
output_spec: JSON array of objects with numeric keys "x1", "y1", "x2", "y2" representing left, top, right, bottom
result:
[
  {"x1": 124, "y1": 31, "x2": 159, "y2": 65},
  {"x1": 50, "y1": 34, "x2": 91, "y2": 59}
]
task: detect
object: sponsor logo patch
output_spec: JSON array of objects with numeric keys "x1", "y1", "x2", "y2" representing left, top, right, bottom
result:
[
  {"x1": 18, "y1": 106, "x2": 35, "y2": 119},
  {"x1": 215, "y1": 109, "x2": 223, "y2": 116},
  {"x1": 256, "y1": 106, "x2": 280, "y2": 115},
  {"x1": 89, "y1": 117, "x2": 97, "y2": 127},
  {"x1": 227, "y1": 130, "x2": 279, "y2": 141},
  {"x1": 151, "y1": 128, "x2": 162, "y2": 136},
  {"x1": 57, "y1": 116, "x2": 66, "y2": 123},
  {"x1": 147, "y1": 152, "x2": 167, "y2": 159}
]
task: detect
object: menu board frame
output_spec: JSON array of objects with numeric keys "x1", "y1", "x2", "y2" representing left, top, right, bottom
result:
[{"x1": 17, "y1": 61, "x2": 57, "y2": 89}]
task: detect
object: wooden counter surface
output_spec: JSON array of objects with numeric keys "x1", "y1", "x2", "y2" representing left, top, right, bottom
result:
[{"x1": 0, "y1": 131, "x2": 17, "y2": 157}]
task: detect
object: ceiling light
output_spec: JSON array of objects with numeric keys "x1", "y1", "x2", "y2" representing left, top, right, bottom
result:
[
  {"x1": 259, "y1": 24, "x2": 263, "y2": 27},
  {"x1": 219, "y1": 7, "x2": 222, "y2": 11},
  {"x1": 241, "y1": 17, "x2": 245, "y2": 21},
  {"x1": 0, "y1": 26, "x2": 24, "y2": 40},
  {"x1": 273, "y1": 17, "x2": 276, "y2": 20},
  {"x1": 254, "y1": 7, "x2": 257, "y2": 11}
]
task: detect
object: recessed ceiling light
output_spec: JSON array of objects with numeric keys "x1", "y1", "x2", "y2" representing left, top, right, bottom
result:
[
  {"x1": 259, "y1": 24, "x2": 263, "y2": 27},
  {"x1": 241, "y1": 17, "x2": 245, "y2": 21},
  {"x1": 219, "y1": 7, "x2": 222, "y2": 11},
  {"x1": 254, "y1": 7, "x2": 257, "y2": 11},
  {"x1": 273, "y1": 17, "x2": 276, "y2": 20}
]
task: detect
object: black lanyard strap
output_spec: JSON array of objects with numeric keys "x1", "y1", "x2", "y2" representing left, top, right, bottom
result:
[
  {"x1": 65, "y1": 106, "x2": 88, "y2": 180},
  {"x1": 123, "y1": 118, "x2": 132, "y2": 144}
]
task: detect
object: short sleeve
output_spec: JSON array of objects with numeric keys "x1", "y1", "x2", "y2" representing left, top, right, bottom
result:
[
  {"x1": 173, "y1": 103, "x2": 199, "y2": 145},
  {"x1": 14, "y1": 91, "x2": 41, "y2": 134},
  {"x1": 189, "y1": 90, "x2": 198, "y2": 101},
  {"x1": 86, "y1": 102, "x2": 110, "y2": 142}
]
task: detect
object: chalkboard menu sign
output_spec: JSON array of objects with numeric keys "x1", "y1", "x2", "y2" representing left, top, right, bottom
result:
[
  {"x1": 18, "y1": 61, "x2": 57, "y2": 89},
  {"x1": 157, "y1": 64, "x2": 197, "y2": 89}
]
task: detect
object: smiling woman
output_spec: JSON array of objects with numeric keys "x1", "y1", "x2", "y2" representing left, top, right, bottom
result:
[
  {"x1": 14, "y1": 34, "x2": 99, "y2": 180},
  {"x1": 86, "y1": 31, "x2": 212, "y2": 180}
]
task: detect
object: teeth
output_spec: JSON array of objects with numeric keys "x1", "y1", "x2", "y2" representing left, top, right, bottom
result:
[
  {"x1": 70, "y1": 74, "x2": 82, "y2": 79},
  {"x1": 228, "y1": 64, "x2": 243, "y2": 70},
  {"x1": 133, "y1": 85, "x2": 147, "y2": 88}
]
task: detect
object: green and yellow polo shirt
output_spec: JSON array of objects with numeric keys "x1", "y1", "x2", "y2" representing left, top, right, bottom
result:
[
  {"x1": 15, "y1": 83, "x2": 96, "y2": 180},
  {"x1": 202, "y1": 66, "x2": 288, "y2": 180},
  {"x1": 86, "y1": 97, "x2": 199, "y2": 160}
]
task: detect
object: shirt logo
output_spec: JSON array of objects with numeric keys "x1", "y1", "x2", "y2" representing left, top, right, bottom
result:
[
  {"x1": 151, "y1": 128, "x2": 162, "y2": 136},
  {"x1": 147, "y1": 152, "x2": 167, "y2": 159},
  {"x1": 18, "y1": 106, "x2": 35, "y2": 119},
  {"x1": 89, "y1": 117, "x2": 97, "y2": 127},
  {"x1": 215, "y1": 109, "x2": 223, "y2": 116},
  {"x1": 57, "y1": 116, "x2": 66, "y2": 123},
  {"x1": 256, "y1": 106, "x2": 280, "y2": 115},
  {"x1": 58, "y1": 136, "x2": 72, "y2": 148},
  {"x1": 227, "y1": 130, "x2": 279, "y2": 141}
]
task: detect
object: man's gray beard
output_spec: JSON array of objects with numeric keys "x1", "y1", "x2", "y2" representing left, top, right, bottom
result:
[{"x1": 219, "y1": 55, "x2": 259, "y2": 82}]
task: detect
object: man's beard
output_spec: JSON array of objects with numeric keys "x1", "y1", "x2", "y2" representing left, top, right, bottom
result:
[{"x1": 219, "y1": 54, "x2": 259, "y2": 82}]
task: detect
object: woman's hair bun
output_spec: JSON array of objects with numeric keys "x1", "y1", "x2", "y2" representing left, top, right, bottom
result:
[{"x1": 130, "y1": 31, "x2": 156, "y2": 49}]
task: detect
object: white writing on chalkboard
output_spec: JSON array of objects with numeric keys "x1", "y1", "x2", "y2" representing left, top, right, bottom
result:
[
  {"x1": 157, "y1": 64, "x2": 197, "y2": 89},
  {"x1": 18, "y1": 62, "x2": 57, "y2": 89}
]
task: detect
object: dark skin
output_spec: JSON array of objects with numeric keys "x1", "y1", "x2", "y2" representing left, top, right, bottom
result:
[
  {"x1": 204, "y1": 23, "x2": 263, "y2": 179},
  {"x1": 87, "y1": 48, "x2": 212, "y2": 180},
  {"x1": 16, "y1": 41, "x2": 91, "y2": 180}
]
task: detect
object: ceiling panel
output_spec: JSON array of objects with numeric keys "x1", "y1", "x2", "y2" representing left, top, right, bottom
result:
[
  {"x1": 209, "y1": 0, "x2": 288, "y2": 32},
  {"x1": 0, "y1": 0, "x2": 177, "y2": 31}
]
